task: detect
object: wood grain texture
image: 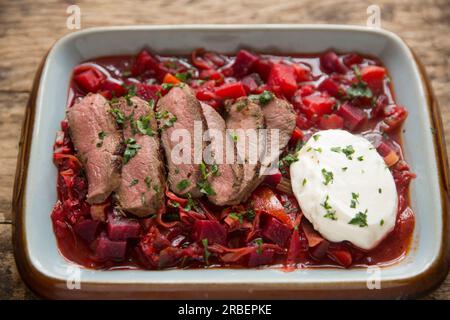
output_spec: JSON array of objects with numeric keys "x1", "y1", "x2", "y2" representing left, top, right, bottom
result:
[{"x1": 0, "y1": 0, "x2": 449, "y2": 299}]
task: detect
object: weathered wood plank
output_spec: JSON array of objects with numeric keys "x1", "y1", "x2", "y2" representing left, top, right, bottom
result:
[
  {"x1": 0, "y1": 224, "x2": 35, "y2": 299},
  {"x1": 0, "y1": 0, "x2": 449, "y2": 299},
  {"x1": 0, "y1": 93, "x2": 28, "y2": 222}
]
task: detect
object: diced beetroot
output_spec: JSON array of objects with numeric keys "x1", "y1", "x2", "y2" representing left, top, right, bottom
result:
[
  {"x1": 74, "y1": 219, "x2": 101, "y2": 243},
  {"x1": 248, "y1": 249, "x2": 274, "y2": 267},
  {"x1": 251, "y1": 58, "x2": 272, "y2": 81},
  {"x1": 267, "y1": 63, "x2": 298, "y2": 97},
  {"x1": 100, "y1": 80, "x2": 127, "y2": 99},
  {"x1": 107, "y1": 213, "x2": 141, "y2": 241},
  {"x1": 318, "y1": 78, "x2": 341, "y2": 98},
  {"x1": 292, "y1": 63, "x2": 311, "y2": 82},
  {"x1": 192, "y1": 220, "x2": 227, "y2": 245},
  {"x1": 287, "y1": 231, "x2": 308, "y2": 263},
  {"x1": 241, "y1": 73, "x2": 261, "y2": 94},
  {"x1": 73, "y1": 67, "x2": 106, "y2": 93},
  {"x1": 135, "y1": 83, "x2": 162, "y2": 101},
  {"x1": 320, "y1": 51, "x2": 348, "y2": 74},
  {"x1": 377, "y1": 141, "x2": 399, "y2": 167},
  {"x1": 232, "y1": 50, "x2": 259, "y2": 78},
  {"x1": 336, "y1": 102, "x2": 366, "y2": 131},
  {"x1": 342, "y1": 53, "x2": 363, "y2": 67},
  {"x1": 328, "y1": 248, "x2": 353, "y2": 268},
  {"x1": 371, "y1": 94, "x2": 389, "y2": 118},
  {"x1": 264, "y1": 171, "x2": 282, "y2": 186},
  {"x1": 319, "y1": 114, "x2": 344, "y2": 129},
  {"x1": 95, "y1": 235, "x2": 127, "y2": 260},
  {"x1": 376, "y1": 141, "x2": 395, "y2": 157},
  {"x1": 302, "y1": 93, "x2": 336, "y2": 118},
  {"x1": 361, "y1": 66, "x2": 386, "y2": 95},
  {"x1": 261, "y1": 216, "x2": 291, "y2": 247},
  {"x1": 214, "y1": 82, "x2": 247, "y2": 99}
]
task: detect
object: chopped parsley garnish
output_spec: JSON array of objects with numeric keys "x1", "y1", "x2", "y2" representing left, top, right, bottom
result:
[
  {"x1": 302, "y1": 178, "x2": 307, "y2": 186},
  {"x1": 175, "y1": 71, "x2": 193, "y2": 82},
  {"x1": 130, "y1": 179, "x2": 139, "y2": 187},
  {"x1": 176, "y1": 179, "x2": 190, "y2": 191},
  {"x1": 123, "y1": 138, "x2": 141, "y2": 164},
  {"x1": 156, "y1": 110, "x2": 177, "y2": 131},
  {"x1": 249, "y1": 90, "x2": 274, "y2": 106},
  {"x1": 254, "y1": 238, "x2": 263, "y2": 255},
  {"x1": 235, "y1": 99, "x2": 249, "y2": 111},
  {"x1": 346, "y1": 81, "x2": 373, "y2": 100},
  {"x1": 109, "y1": 108, "x2": 126, "y2": 125},
  {"x1": 229, "y1": 212, "x2": 244, "y2": 224},
  {"x1": 245, "y1": 209, "x2": 256, "y2": 221},
  {"x1": 380, "y1": 219, "x2": 385, "y2": 226},
  {"x1": 350, "y1": 192, "x2": 359, "y2": 208},
  {"x1": 278, "y1": 153, "x2": 299, "y2": 175},
  {"x1": 124, "y1": 85, "x2": 137, "y2": 106},
  {"x1": 331, "y1": 147, "x2": 341, "y2": 153},
  {"x1": 183, "y1": 193, "x2": 198, "y2": 212},
  {"x1": 342, "y1": 145, "x2": 355, "y2": 159},
  {"x1": 161, "y1": 83, "x2": 174, "y2": 91},
  {"x1": 348, "y1": 209, "x2": 368, "y2": 227},
  {"x1": 96, "y1": 131, "x2": 106, "y2": 148},
  {"x1": 321, "y1": 168, "x2": 334, "y2": 185},
  {"x1": 313, "y1": 134, "x2": 320, "y2": 141},
  {"x1": 136, "y1": 114, "x2": 155, "y2": 136},
  {"x1": 342, "y1": 167, "x2": 348, "y2": 171},
  {"x1": 148, "y1": 99, "x2": 155, "y2": 110},
  {"x1": 201, "y1": 238, "x2": 211, "y2": 265},
  {"x1": 197, "y1": 180, "x2": 216, "y2": 196},
  {"x1": 357, "y1": 155, "x2": 364, "y2": 161},
  {"x1": 144, "y1": 176, "x2": 152, "y2": 189},
  {"x1": 230, "y1": 132, "x2": 239, "y2": 142},
  {"x1": 200, "y1": 162, "x2": 219, "y2": 180},
  {"x1": 153, "y1": 184, "x2": 160, "y2": 193},
  {"x1": 321, "y1": 195, "x2": 337, "y2": 220}
]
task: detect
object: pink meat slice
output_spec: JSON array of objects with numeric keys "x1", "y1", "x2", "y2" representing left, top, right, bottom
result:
[
  {"x1": 67, "y1": 93, "x2": 122, "y2": 204},
  {"x1": 114, "y1": 96, "x2": 165, "y2": 217}
]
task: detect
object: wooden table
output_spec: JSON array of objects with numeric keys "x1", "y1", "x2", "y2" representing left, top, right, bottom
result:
[{"x1": 1, "y1": 0, "x2": 449, "y2": 299}]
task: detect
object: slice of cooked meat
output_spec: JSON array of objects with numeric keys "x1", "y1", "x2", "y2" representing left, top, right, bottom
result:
[
  {"x1": 113, "y1": 96, "x2": 165, "y2": 217},
  {"x1": 157, "y1": 85, "x2": 206, "y2": 198},
  {"x1": 67, "y1": 93, "x2": 122, "y2": 204},
  {"x1": 259, "y1": 97, "x2": 296, "y2": 175},
  {"x1": 225, "y1": 97, "x2": 265, "y2": 203},
  {"x1": 200, "y1": 102, "x2": 243, "y2": 206}
]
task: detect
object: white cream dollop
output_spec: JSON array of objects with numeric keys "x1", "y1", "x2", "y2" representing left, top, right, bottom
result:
[{"x1": 290, "y1": 129, "x2": 397, "y2": 250}]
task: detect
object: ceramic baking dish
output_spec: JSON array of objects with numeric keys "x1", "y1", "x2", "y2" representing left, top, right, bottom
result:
[{"x1": 12, "y1": 25, "x2": 450, "y2": 299}]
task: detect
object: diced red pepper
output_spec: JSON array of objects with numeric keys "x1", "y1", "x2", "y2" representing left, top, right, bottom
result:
[
  {"x1": 267, "y1": 63, "x2": 298, "y2": 97},
  {"x1": 251, "y1": 186, "x2": 293, "y2": 228},
  {"x1": 214, "y1": 82, "x2": 247, "y2": 99},
  {"x1": 295, "y1": 113, "x2": 313, "y2": 130},
  {"x1": 232, "y1": 49, "x2": 259, "y2": 78},
  {"x1": 381, "y1": 105, "x2": 408, "y2": 132},
  {"x1": 302, "y1": 93, "x2": 336, "y2": 118},
  {"x1": 264, "y1": 171, "x2": 282, "y2": 186},
  {"x1": 199, "y1": 69, "x2": 224, "y2": 83},
  {"x1": 135, "y1": 83, "x2": 162, "y2": 101},
  {"x1": 320, "y1": 51, "x2": 348, "y2": 74},
  {"x1": 290, "y1": 127, "x2": 304, "y2": 142},
  {"x1": 361, "y1": 66, "x2": 386, "y2": 95},
  {"x1": 132, "y1": 49, "x2": 168, "y2": 81},
  {"x1": 73, "y1": 67, "x2": 106, "y2": 93},
  {"x1": 336, "y1": 102, "x2": 367, "y2": 131},
  {"x1": 319, "y1": 114, "x2": 344, "y2": 129}
]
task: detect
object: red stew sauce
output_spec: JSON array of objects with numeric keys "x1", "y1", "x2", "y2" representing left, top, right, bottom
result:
[{"x1": 51, "y1": 48, "x2": 415, "y2": 270}]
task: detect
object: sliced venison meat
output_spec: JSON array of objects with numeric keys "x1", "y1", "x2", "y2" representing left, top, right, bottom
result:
[
  {"x1": 259, "y1": 97, "x2": 296, "y2": 174},
  {"x1": 225, "y1": 97, "x2": 265, "y2": 203},
  {"x1": 157, "y1": 85, "x2": 206, "y2": 198},
  {"x1": 200, "y1": 102, "x2": 243, "y2": 206},
  {"x1": 113, "y1": 96, "x2": 165, "y2": 217},
  {"x1": 67, "y1": 93, "x2": 122, "y2": 204}
]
